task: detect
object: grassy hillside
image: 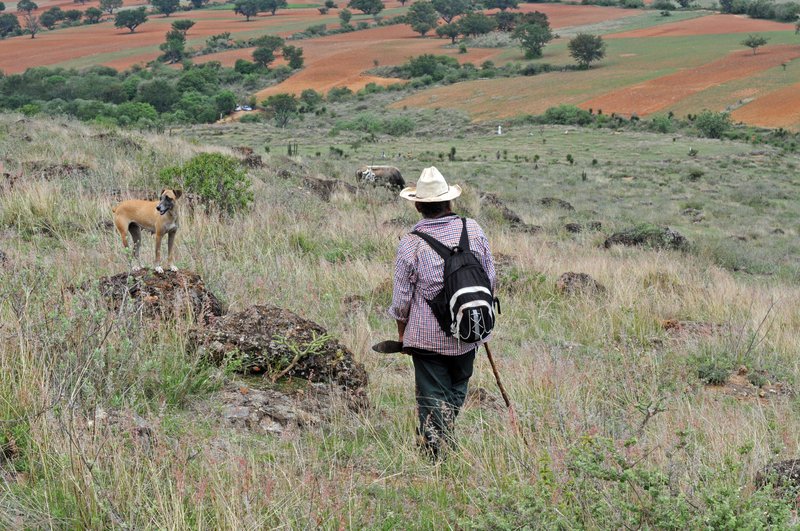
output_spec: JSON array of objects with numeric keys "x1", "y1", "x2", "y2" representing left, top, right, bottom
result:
[{"x1": 2, "y1": 113, "x2": 800, "y2": 527}]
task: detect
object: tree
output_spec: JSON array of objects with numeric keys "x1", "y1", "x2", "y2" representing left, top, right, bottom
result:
[
  {"x1": 347, "y1": 0, "x2": 383, "y2": 15},
  {"x1": 44, "y1": 6, "x2": 65, "y2": 20},
  {"x1": 741, "y1": 33, "x2": 768, "y2": 54},
  {"x1": 233, "y1": 0, "x2": 259, "y2": 20},
  {"x1": 325, "y1": 0, "x2": 337, "y2": 7},
  {"x1": 282, "y1": 44, "x2": 304, "y2": 69},
  {"x1": 189, "y1": 0, "x2": 207, "y2": 8},
  {"x1": 407, "y1": 0, "x2": 438, "y2": 36},
  {"x1": 152, "y1": 0, "x2": 180, "y2": 16},
  {"x1": 568, "y1": 33, "x2": 606, "y2": 69},
  {"x1": 64, "y1": 9, "x2": 83, "y2": 21},
  {"x1": 137, "y1": 78, "x2": 179, "y2": 112},
  {"x1": 483, "y1": 0, "x2": 518, "y2": 10},
  {"x1": 99, "y1": 0, "x2": 122, "y2": 14},
  {"x1": 258, "y1": 0, "x2": 287, "y2": 15},
  {"x1": 0, "y1": 2, "x2": 5, "y2": 11},
  {"x1": 252, "y1": 45, "x2": 276, "y2": 68},
  {"x1": 17, "y1": 0, "x2": 37, "y2": 13},
  {"x1": 436, "y1": 22, "x2": 461, "y2": 43},
  {"x1": 159, "y1": 29, "x2": 185, "y2": 62},
  {"x1": 262, "y1": 93, "x2": 298, "y2": 127},
  {"x1": 39, "y1": 10, "x2": 59, "y2": 28},
  {"x1": 520, "y1": 10, "x2": 549, "y2": 27},
  {"x1": 495, "y1": 10, "x2": 518, "y2": 31},
  {"x1": 457, "y1": 12, "x2": 495, "y2": 36},
  {"x1": 114, "y1": 7, "x2": 148, "y2": 32},
  {"x1": 83, "y1": 6, "x2": 103, "y2": 22},
  {"x1": 796, "y1": 20, "x2": 800, "y2": 34},
  {"x1": 694, "y1": 110, "x2": 730, "y2": 139},
  {"x1": 339, "y1": 7, "x2": 352, "y2": 25},
  {"x1": 251, "y1": 34, "x2": 284, "y2": 50},
  {"x1": 514, "y1": 23, "x2": 553, "y2": 58},
  {"x1": 431, "y1": 0, "x2": 471, "y2": 23},
  {"x1": 171, "y1": 19, "x2": 195, "y2": 35},
  {"x1": 22, "y1": 11, "x2": 40, "y2": 38},
  {"x1": 0, "y1": 12, "x2": 20, "y2": 37}
]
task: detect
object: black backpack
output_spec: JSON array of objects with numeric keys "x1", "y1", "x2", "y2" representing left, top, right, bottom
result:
[{"x1": 412, "y1": 217, "x2": 499, "y2": 343}]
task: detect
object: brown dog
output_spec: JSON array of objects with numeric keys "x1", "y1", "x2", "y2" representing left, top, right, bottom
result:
[{"x1": 112, "y1": 189, "x2": 182, "y2": 273}]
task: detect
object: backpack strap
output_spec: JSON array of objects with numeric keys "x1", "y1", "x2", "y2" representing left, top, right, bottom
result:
[
  {"x1": 411, "y1": 230, "x2": 452, "y2": 260},
  {"x1": 458, "y1": 217, "x2": 471, "y2": 252}
]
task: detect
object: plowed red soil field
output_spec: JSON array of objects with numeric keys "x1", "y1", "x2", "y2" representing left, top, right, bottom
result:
[
  {"x1": 579, "y1": 45, "x2": 800, "y2": 116},
  {"x1": 732, "y1": 82, "x2": 800, "y2": 129},
  {"x1": 0, "y1": 6, "x2": 338, "y2": 73},
  {"x1": 608, "y1": 13, "x2": 793, "y2": 38}
]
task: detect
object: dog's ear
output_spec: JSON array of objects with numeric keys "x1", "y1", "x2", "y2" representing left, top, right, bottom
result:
[
  {"x1": 159, "y1": 188, "x2": 166, "y2": 198},
  {"x1": 173, "y1": 189, "x2": 183, "y2": 199}
]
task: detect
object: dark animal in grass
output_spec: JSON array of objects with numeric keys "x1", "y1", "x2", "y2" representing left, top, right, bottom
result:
[{"x1": 355, "y1": 165, "x2": 405, "y2": 191}]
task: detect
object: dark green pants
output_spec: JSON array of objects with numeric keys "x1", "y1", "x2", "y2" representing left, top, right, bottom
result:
[{"x1": 411, "y1": 349, "x2": 476, "y2": 455}]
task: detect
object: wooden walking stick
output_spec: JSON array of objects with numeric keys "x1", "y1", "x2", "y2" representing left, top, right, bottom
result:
[{"x1": 484, "y1": 343, "x2": 527, "y2": 443}]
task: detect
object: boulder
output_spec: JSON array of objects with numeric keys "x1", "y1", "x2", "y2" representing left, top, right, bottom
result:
[
  {"x1": 604, "y1": 224, "x2": 689, "y2": 251},
  {"x1": 302, "y1": 176, "x2": 357, "y2": 202},
  {"x1": 232, "y1": 146, "x2": 263, "y2": 168},
  {"x1": 190, "y1": 305, "x2": 368, "y2": 393},
  {"x1": 89, "y1": 269, "x2": 224, "y2": 325},
  {"x1": 555, "y1": 272, "x2": 605, "y2": 296},
  {"x1": 481, "y1": 193, "x2": 542, "y2": 233},
  {"x1": 756, "y1": 459, "x2": 800, "y2": 490},
  {"x1": 539, "y1": 197, "x2": 574, "y2": 211}
]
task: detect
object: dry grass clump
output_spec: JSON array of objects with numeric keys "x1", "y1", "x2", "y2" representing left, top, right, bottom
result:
[{"x1": 1, "y1": 114, "x2": 799, "y2": 527}]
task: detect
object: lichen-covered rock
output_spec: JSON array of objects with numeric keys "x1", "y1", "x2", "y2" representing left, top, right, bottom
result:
[
  {"x1": 756, "y1": 459, "x2": 800, "y2": 489},
  {"x1": 555, "y1": 272, "x2": 605, "y2": 296},
  {"x1": 191, "y1": 305, "x2": 368, "y2": 392},
  {"x1": 481, "y1": 193, "x2": 542, "y2": 233},
  {"x1": 90, "y1": 269, "x2": 224, "y2": 325},
  {"x1": 302, "y1": 176, "x2": 357, "y2": 202},
  {"x1": 604, "y1": 224, "x2": 689, "y2": 251},
  {"x1": 539, "y1": 197, "x2": 574, "y2": 211}
]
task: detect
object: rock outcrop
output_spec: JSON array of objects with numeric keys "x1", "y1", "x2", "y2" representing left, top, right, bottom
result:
[{"x1": 604, "y1": 225, "x2": 689, "y2": 251}]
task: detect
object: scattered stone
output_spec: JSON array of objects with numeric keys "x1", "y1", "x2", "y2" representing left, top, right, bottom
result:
[
  {"x1": 92, "y1": 132, "x2": 142, "y2": 152},
  {"x1": 465, "y1": 386, "x2": 504, "y2": 412},
  {"x1": 232, "y1": 146, "x2": 263, "y2": 168},
  {"x1": 22, "y1": 161, "x2": 90, "y2": 181},
  {"x1": 756, "y1": 459, "x2": 800, "y2": 490},
  {"x1": 0, "y1": 250, "x2": 7, "y2": 266},
  {"x1": 190, "y1": 305, "x2": 368, "y2": 395},
  {"x1": 564, "y1": 223, "x2": 582, "y2": 234},
  {"x1": 682, "y1": 208, "x2": 705, "y2": 223},
  {"x1": 207, "y1": 380, "x2": 359, "y2": 435},
  {"x1": 771, "y1": 228, "x2": 785, "y2": 235},
  {"x1": 89, "y1": 408, "x2": 155, "y2": 451},
  {"x1": 705, "y1": 370, "x2": 793, "y2": 402},
  {"x1": 555, "y1": 272, "x2": 605, "y2": 296},
  {"x1": 539, "y1": 197, "x2": 574, "y2": 211},
  {"x1": 302, "y1": 176, "x2": 357, "y2": 202},
  {"x1": 604, "y1": 225, "x2": 689, "y2": 251},
  {"x1": 662, "y1": 319, "x2": 725, "y2": 339},
  {"x1": 87, "y1": 269, "x2": 224, "y2": 325},
  {"x1": 274, "y1": 157, "x2": 308, "y2": 179},
  {"x1": 481, "y1": 193, "x2": 542, "y2": 233}
]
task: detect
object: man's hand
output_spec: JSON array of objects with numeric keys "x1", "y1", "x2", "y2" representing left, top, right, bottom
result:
[{"x1": 396, "y1": 320, "x2": 407, "y2": 343}]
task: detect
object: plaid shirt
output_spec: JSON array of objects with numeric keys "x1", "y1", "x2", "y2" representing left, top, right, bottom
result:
[{"x1": 388, "y1": 215, "x2": 496, "y2": 356}]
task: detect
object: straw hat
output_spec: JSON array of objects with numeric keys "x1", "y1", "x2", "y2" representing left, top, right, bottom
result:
[{"x1": 399, "y1": 166, "x2": 462, "y2": 202}]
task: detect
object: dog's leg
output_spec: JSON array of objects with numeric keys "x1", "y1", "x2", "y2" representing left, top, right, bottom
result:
[
  {"x1": 154, "y1": 230, "x2": 164, "y2": 274},
  {"x1": 129, "y1": 224, "x2": 142, "y2": 271},
  {"x1": 167, "y1": 230, "x2": 178, "y2": 272}
]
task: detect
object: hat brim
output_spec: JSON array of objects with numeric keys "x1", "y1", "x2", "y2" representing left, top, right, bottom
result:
[{"x1": 399, "y1": 184, "x2": 462, "y2": 202}]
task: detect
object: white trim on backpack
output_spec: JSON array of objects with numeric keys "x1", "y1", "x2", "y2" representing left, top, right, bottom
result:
[
  {"x1": 452, "y1": 299, "x2": 494, "y2": 339},
  {"x1": 448, "y1": 286, "x2": 492, "y2": 321}
]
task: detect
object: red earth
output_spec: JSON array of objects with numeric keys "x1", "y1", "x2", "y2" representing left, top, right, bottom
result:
[
  {"x1": 607, "y1": 13, "x2": 794, "y2": 39},
  {"x1": 732, "y1": 82, "x2": 800, "y2": 129},
  {"x1": 579, "y1": 45, "x2": 800, "y2": 117}
]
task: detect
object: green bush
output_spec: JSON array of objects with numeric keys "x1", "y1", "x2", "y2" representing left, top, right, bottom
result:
[
  {"x1": 694, "y1": 110, "x2": 730, "y2": 139},
  {"x1": 543, "y1": 104, "x2": 594, "y2": 125},
  {"x1": 159, "y1": 153, "x2": 253, "y2": 214}
]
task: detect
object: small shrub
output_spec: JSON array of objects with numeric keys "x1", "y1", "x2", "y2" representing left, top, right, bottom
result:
[{"x1": 159, "y1": 152, "x2": 253, "y2": 214}]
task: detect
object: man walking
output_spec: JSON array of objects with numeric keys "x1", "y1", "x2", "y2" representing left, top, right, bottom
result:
[{"x1": 388, "y1": 167, "x2": 496, "y2": 459}]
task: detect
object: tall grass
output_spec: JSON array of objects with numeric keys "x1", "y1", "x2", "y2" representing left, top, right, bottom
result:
[{"x1": 1, "y1": 114, "x2": 799, "y2": 527}]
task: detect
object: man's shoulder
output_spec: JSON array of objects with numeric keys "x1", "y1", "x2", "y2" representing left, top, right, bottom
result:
[{"x1": 464, "y1": 217, "x2": 487, "y2": 238}]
